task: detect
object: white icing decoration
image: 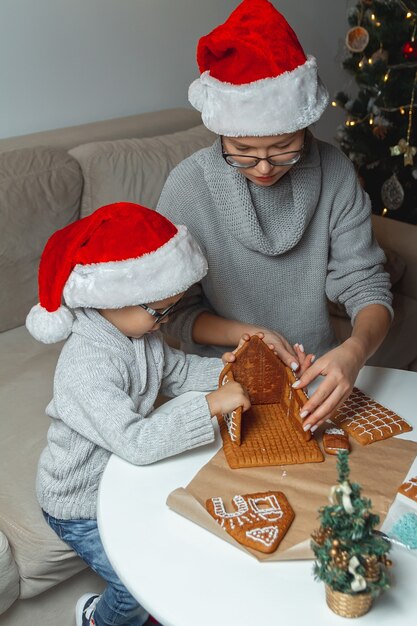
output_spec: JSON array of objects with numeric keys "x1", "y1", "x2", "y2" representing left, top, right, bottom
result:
[
  {"x1": 210, "y1": 494, "x2": 285, "y2": 534},
  {"x1": 223, "y1": 409, "x2": 238, "y2": 441},
  {"x1": 212, "y1": 495, "x2": 248, "y2": 519},
  {"x1": 404, "y1": 477, "x2": 417, "y2": 492},
  {"x1": 325, "y1": 428, "x2": 345, "y2": 436},
  {"x1": 246, "y1": 526, "x2": 279, "y2": 547},
  {"x1": 337, "y1": 389, "x2": 410, "y2": 441}
]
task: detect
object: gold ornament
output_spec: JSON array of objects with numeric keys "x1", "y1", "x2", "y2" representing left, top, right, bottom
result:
[
  {"x1": 330, "y1": 548, "x2": 338, "y2": 557},
  {"x1": 334, "y1": 549, "x2": 350, "y2": 571},
  {"x1": 346, "y1": 26, "x2": 370, "y2": 53},
  {"x1": 341, "y1": 550, "x2": 349, "y2": 560},
  {"x1": 381, "y1": 555, "x2": 393, "y2": 567},
  {"x1": 390, "y1": 138, "x2": 417, "y2": 166},
  {"x1": 371, "y1": 48, "x2": 388, "y2": 64},
  {"x1": 311, "y1": 526, "x2": 332, "y2": 545},
  {"x1": 364, "y1": 555, "x2": 380, "y2": 582},
  {"x1": 332, "y1": 539, "x2": 340, "y2": 548},
  {"x1": 365, "y1": 555, "x2": 378, "y2": 563}
]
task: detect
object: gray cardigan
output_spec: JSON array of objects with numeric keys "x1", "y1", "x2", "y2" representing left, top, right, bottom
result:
[
  {"x1": 157, "y1": 134, "x2": 393, "y2": 358},
  {"x1": 37, "y1": 308, "x2": 222, "y2": 519}
]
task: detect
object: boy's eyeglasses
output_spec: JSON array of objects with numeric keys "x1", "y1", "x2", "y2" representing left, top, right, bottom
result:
[
  {"x1": 138, "y1": 301, "x2": 179, "y2": 324},
  {"x1": 221, "y1": 137, "x2": 304, "y2": 169}
]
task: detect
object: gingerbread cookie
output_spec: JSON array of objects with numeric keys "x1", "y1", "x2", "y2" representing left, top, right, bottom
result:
[
  {"x1": 322, "y1": 428, "x2": 350, "y2": 455},
  {"x1": 206, "y1": 490, "x2": 295, "y2": 553},
  {"x1": 217, "y1": 336, "x2": 324, "y2": 468},
  {"x1": 398, "y1": 476, "x2": 417, "y2": 503},
  {"x1": 331, "y1": 387, "x2": 412, "y2": 445}
]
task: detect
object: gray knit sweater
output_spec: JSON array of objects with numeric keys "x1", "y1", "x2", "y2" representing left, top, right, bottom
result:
[
  {"x1": 157, "y1": 134, "x2": 393, "y2": 358},
  {"x1": 37, "y1": 308, "x2": 222, "y2": 519}
]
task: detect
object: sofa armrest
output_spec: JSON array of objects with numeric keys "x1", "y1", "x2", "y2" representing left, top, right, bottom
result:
[
  {"x1": 372, "y1": 214, "x2": 417, "y2": 300},
  {"x1": 0, "y1": 531, "x2": 19, "y2": 615}
]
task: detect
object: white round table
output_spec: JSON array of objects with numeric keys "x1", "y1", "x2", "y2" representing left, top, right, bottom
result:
[{"x1": 98, "y1": 366, "x2": 417, "y2": 626}]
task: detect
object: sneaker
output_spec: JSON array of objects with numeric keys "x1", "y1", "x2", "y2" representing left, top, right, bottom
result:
[
  {"x1": 143, "y1": 616, "x2": 162, "y2": 626},
  {"x1": 75, "y1": 593, "x2": 100, "y2": 626}
]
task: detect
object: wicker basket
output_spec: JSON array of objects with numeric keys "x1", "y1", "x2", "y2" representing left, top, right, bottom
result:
[{"x1": 325, "y1": 585, "x2": 373, "y2": 618}]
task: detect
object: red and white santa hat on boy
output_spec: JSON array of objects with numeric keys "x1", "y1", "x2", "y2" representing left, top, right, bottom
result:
[
  {"x1": 26, "y1": 202, "x2": 208, "y2": 344},
  {"x1": 189, "y1": 0, "x2": 329, "y2": 136}
]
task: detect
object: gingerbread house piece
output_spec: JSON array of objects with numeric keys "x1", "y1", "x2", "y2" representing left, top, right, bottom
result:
[
  {"x1": 206, "y1": 490, "x2": 295, "y2": 554},
  {"x1": 331, "y1": 387, "x2": 413, "y2": 445},
  {"x1": 218, "y1": 336, "x2": 324, "y2": 468},
  {"x1": 398, "y1": 476, "x2": 417, "y2": 503}
]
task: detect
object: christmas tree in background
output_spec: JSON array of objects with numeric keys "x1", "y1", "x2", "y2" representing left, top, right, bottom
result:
[
  {"x1": 335, "y1": 0, "x2": 417, "y2": 225},
  {"x1": 311, "y1": 451, "x2": 392, "y2": 616}
]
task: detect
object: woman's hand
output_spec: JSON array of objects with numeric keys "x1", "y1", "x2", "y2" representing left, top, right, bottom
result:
[
  {"x1": 293, "y1": 342, "x2": 315, "y2": 376},
  {"x1": 221, "y1": 333, "x2": 252, "y2": 364},
  {"x1": 292, "y1": 338, "x2": 366, "y2": 433}
]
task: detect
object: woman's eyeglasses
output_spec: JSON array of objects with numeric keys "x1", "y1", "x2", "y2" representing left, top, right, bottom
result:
[
  {"x1": 221, "y1": 137, "x2": 304, "y2": 169},
  {"x1": 138, "y1": 301, "x2": 179, "y2": 324}
]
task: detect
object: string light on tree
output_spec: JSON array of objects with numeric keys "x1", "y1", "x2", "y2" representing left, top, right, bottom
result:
[
  {"x1": 334, "y1": 0, "x2": 417, "y2": 224},
  {"x1": 390, "y1": 71, "x2": 417, "y2": 166}
]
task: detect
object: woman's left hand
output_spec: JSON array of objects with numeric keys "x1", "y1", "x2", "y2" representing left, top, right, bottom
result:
[
  {"x1": 292, "y1": 338, "x2": 366, "y2": 433},
  {"x1": 221, "y1": 333, "x2": 252, "y2": 364}
]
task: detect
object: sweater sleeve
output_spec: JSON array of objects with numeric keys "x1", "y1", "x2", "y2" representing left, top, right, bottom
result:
[
  {"x1": 325, "y1": 155, "x2": 393, "y2": 323},
  {"x1": 160, "y1": 341, "x2": 223, "y2": 397},
  {"x1": 51, "y1": 355, "x2": 215, "y2": 465},
  {"x1": 157, "y1": 162, "x2": 213, "y2": 344}
]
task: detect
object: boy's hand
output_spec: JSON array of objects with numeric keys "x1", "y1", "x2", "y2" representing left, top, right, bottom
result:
[{"x1": 206, "y1": 381, "x2": 251, "y2": 417}]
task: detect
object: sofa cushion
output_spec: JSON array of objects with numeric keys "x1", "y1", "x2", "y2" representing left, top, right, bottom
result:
[
  {"x1": 0, "y1": 531, "x2": 19, "y2": 614},
  {"x1": 69, "y1": 124, "x2": 215, "y2": 217},
  {"x1": 331, "y1": 292, "x2": 417, "y2": 370},
  {"x1": 0, "y1": 327, "x2": 87, "y2": 599},
  {"x1": 0, "y1": 147, "x2": 82, "y2": 333}
]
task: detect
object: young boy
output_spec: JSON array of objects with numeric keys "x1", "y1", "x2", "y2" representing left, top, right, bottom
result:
[{"x1": 26, "y1": 202, "x2": 250, "y2": 626}]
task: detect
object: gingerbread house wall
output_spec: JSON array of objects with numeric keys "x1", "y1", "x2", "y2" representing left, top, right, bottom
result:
[{"x1": 229, "y1": 337, "x2": 289, "y2": 406}]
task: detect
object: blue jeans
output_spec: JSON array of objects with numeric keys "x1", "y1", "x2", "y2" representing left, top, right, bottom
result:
[{"x1": 43, "y1": 512, "x2": 149, "y2": 626}]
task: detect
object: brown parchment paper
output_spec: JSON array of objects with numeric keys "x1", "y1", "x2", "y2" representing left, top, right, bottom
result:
[{"x1": 167, "y1": 435, "x2": 417, "y2": 562}]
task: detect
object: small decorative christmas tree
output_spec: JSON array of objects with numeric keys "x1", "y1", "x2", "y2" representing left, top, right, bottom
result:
[{"x1": 311, "y1": 450, "x2": 392, "y2": 617}]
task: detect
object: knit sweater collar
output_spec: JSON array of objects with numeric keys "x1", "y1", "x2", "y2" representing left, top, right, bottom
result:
[
  {"x1": 71, "y1": 308, "x2": 161, "y2": 358},
  {"x1": 198, "y1": 131, "x2": 322, "y2": 255}
]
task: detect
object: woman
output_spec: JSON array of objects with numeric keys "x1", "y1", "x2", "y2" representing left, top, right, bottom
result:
[{"x1": 157, "y1": 0, "x2": 392, "y2": 433}]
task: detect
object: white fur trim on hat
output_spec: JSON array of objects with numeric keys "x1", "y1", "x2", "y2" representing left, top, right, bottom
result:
[
  {"x1": 26, "y1": 304, "x2": 74, "y2": 344},
  {"x1": 189, "y1": 55, "x2": 329, "y2": 136},
  {"x1": 63, "y1": 225, "x2": 208, "y2": 309}
]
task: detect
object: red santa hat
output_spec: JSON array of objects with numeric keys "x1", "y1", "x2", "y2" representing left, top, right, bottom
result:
[
  {"x1": 188, "y1": 0, "x2": 329, "y2": 136},
  {"x1": 26, "y1": 202, "x2": 208, "y2": 344}
]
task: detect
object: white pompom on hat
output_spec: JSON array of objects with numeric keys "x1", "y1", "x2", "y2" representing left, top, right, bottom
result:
[
  {"x1": 26, "y1": 202, "x2": 208, "y2": 344},
  {"x1": 188, "y1": 0, "x2": 329, "y2": 136}
]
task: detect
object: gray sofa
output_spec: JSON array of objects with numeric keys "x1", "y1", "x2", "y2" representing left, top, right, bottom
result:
[{"x1": 1, "y1": 107, "x2": 417, "y2": 626}]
